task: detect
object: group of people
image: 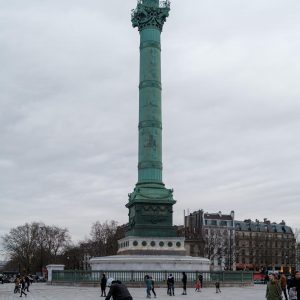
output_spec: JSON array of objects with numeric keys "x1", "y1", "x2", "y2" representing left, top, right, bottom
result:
[
  {"x1": 265, "y1": 271, "x2": 300, "y2": 300},
  {"x1": 14, "y1": 274, "x2": 31, "y2": 297},
  {"x1": 144, "y1": 272, "x2": 211, "y2": 297},
  {"x1": 101, "y1": 270, "x2": 300, "y2": 300}
]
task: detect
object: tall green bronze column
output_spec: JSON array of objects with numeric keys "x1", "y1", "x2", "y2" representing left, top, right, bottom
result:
[{"x1": 125, "y1": 0, "x2": 176, "y2": 239}]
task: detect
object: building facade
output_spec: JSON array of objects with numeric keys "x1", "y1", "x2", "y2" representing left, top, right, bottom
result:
[
  {"x1": 296, "y1": 243, "x2": 300, "y2": 272},
  {"x1": 234, "y1": 219, "x2": 295, "y2": 273},
  {"x1": 184, "y1": 210, "x2": 235, "y2": 271},
  {"x1": 184, "y1": 211, "x2": 296, "y2": 273}
]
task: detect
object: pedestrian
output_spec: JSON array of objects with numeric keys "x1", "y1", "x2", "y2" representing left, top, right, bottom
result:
[
  {"x1": 287, "y1": 275, "x2": 293, "y2": 293},
  {"x1": 289, "y1": 287, "x2": 298, "y2": 300},
  {"x1": 215, "y1": 281, "x2": 221, "y2": 293},
  {"x1": 198, "y1": 273, "x2": 203, "y2": 290},
  {"x1": 150, "y1": 276, "x2": 156, "y2": 298},
  {"x1": 280, "y1": 273, "x2": 288, "y2": 300},
  {"x1": 19, "y1": 276, "x2": 27, "y2": 297},
  {"x1": 101, "y1": 273, "x2": 107, "y2": 297},
  {"x1": 14, "y1": 275, "x2": 20, "y2": 294},
  {"x1": 144, "y1": 275, "x2": 152, "y2": 298},
  {"x1": 265, "y1": 273, "x2": 282, "y2": 300},
  {"x1": 105, "y1": 278, "x2": 133, "y2": 300},
  {"x1": 25, "y1": 275, "x2": 30, "y2": 292},
  {"x1": 195, "y1": 279, "x2": 201, "y2": 292},
  {"x1": 291, "y1": 271, "x2": 300, "y2": 300},
  {"x1": 167, "y1": 273, "x2": 175, "y2": 296},
  {"x1": 181, "y1": 272, "x2": 187, "y2": 295}
]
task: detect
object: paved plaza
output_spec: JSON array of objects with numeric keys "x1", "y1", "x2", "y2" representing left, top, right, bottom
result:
[{"x1": 0, "y1": 283, "x2": 266, "y2": 300}]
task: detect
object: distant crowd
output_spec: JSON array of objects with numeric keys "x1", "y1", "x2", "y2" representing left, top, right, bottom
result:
[
  {"x1": 99, "y1": 271, "x2": 221, "y2": 300},
  {"x1": 99, "y1": 270, "x2": 300, "y2": 300},
  {"x1": 2, "y1": 269, "x2": 300, "y2": 300}
]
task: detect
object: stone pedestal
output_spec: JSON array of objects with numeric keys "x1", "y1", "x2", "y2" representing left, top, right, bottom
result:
[{"x1": 89, "y1": 255, "x2": 210, "y2": 272}]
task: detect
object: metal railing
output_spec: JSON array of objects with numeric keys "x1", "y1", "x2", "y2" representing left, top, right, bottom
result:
[{"x1": 52, "y1": 270, "x2": 253, "y2": 285}]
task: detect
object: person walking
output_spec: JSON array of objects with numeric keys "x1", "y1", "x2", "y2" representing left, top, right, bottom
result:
[
  {"x1": 24, "y1": 275, "x2": 30, "y2": 292},
  {"x1": 167, "y1": 274, "x2": 175, "y2": 296},
  {"x1": 19, "y1": 276, "x2": 27, "y2": 297},
  {"x1": 198, "y1": 273, "x2": 203, "y2": 290},
  {"x1": 181, "y1": 272, "x2": 187, "y2": 295},
  {"x1": 101, "y1": 273, "x2": 107, "y2": 297},
  {"x1": 215, "y1": 281, "x2": 221, "y2": 293},
  {"x1": 105, "y1": 278, "x2": 133, "y2": 300},
  {"x1": 280, "y1": 273, "x2": 288, "y2": 300},
  {"x1": 287, "y1": 275, "x2": 293, "y2": 293},
  {"x1": 195, "y1": 279, "x2": 201, "y2": 292},
  {"x1": 14, "y1": 276, "x2": 20, "y2": 294},
  {"x1": 144, "y1": 275, "x2": 152, "y2": 298},
  {"x1": 291, "y1": 271, "x2": 300, "y2": 300},
  {"x1": 150, "y1": 276, "x2": 156, "y2": 298},
  {"x1": 265, "y1": 273, "x2": 282, "y2": 300}
]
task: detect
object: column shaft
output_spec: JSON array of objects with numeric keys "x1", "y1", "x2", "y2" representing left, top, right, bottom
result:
[{"x1": 138, "y1": 28, "x2": 163, "y2": 184}]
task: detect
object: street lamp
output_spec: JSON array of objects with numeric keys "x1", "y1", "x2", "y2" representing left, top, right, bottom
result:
[{"x1": 66, "y1": 256, "x2": 70, "y2": 270}]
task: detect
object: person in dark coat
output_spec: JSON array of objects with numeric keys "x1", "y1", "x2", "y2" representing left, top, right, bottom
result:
[
  {"x1": 150, "y1": 276, "x2": 156, "y2": 298},
  {"x1": 287, "y1": 275, "x2": 293, "y2": 293},
  {"x1": 167, "y1": 274, "x2": 175, "y2": 296},
  {"x1": 24, "y1": 275, "x2": 30, "y2": 292},
  {"x1": 291, "y1": 271, "x2": 300, "y2": 300},
  {"x1": 181, "y1": 272, "x2": 187, "y2": 295},
  {"x1": 105, "y1": 278, "x2": 132, "y2": 300},
  {"x1": 19, "y1": 276, "x2": 27, "y2": 297},
  {"x1": 101, "y1": 273, "x2": 107, "y2": 297},
  {"x1": 215, "y1": 281, "x2": 221, "y2": 293},
  {"x1": 198, "y1": 274, "x2": 203, "y2": 289}
]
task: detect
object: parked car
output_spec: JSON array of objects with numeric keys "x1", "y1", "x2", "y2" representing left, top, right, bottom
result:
[
  {"x1": 0, "y1": 275, "x2": 11, "y2": 283},
  {"x1": 36, "y1": 276, "x2": 46, "y2": 282}
]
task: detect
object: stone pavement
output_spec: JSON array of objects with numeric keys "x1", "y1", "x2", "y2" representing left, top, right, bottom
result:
[{"x1": 0, "y1": 283, "x2": 266, "y2": 300}]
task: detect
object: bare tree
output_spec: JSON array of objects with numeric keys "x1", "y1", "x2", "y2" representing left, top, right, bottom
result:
[
  {"x1": 90, "y1": 220, "x2": 119, "y2": 256},
  {"x1": 204, "y1": 228, "x2": 231, "y2": 271},
  {"x1": 1, "y1": 222, "x2": 70, "y2": 273}
]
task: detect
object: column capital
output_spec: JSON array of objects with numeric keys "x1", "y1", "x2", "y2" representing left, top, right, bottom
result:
[{"x1": 131, "y1": 0, "x2": 170, "y2": 32}]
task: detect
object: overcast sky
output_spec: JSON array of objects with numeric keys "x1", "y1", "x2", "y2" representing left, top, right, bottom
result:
[{"x1": 1, "y1": 0, "x2": 300, "y2": 259}]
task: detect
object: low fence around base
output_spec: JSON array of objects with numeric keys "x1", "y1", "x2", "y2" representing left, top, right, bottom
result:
[{"x1": 52, "y1": 270, "x2": 253, "y2": 287}]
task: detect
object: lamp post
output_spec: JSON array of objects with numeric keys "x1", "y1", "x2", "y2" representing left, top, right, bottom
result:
[{"x1": 66, "y1": 256, "x2": 70, "y2": 270}]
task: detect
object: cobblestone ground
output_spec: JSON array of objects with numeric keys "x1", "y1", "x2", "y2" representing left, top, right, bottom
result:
[{"x1": 0, "y1": 283, "x2": 266, "y2": 300}]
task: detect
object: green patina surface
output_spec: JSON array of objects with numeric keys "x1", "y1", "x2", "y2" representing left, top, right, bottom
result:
[{"x1": 126, "y1": 0, "x2": 175, "y2": 238}]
